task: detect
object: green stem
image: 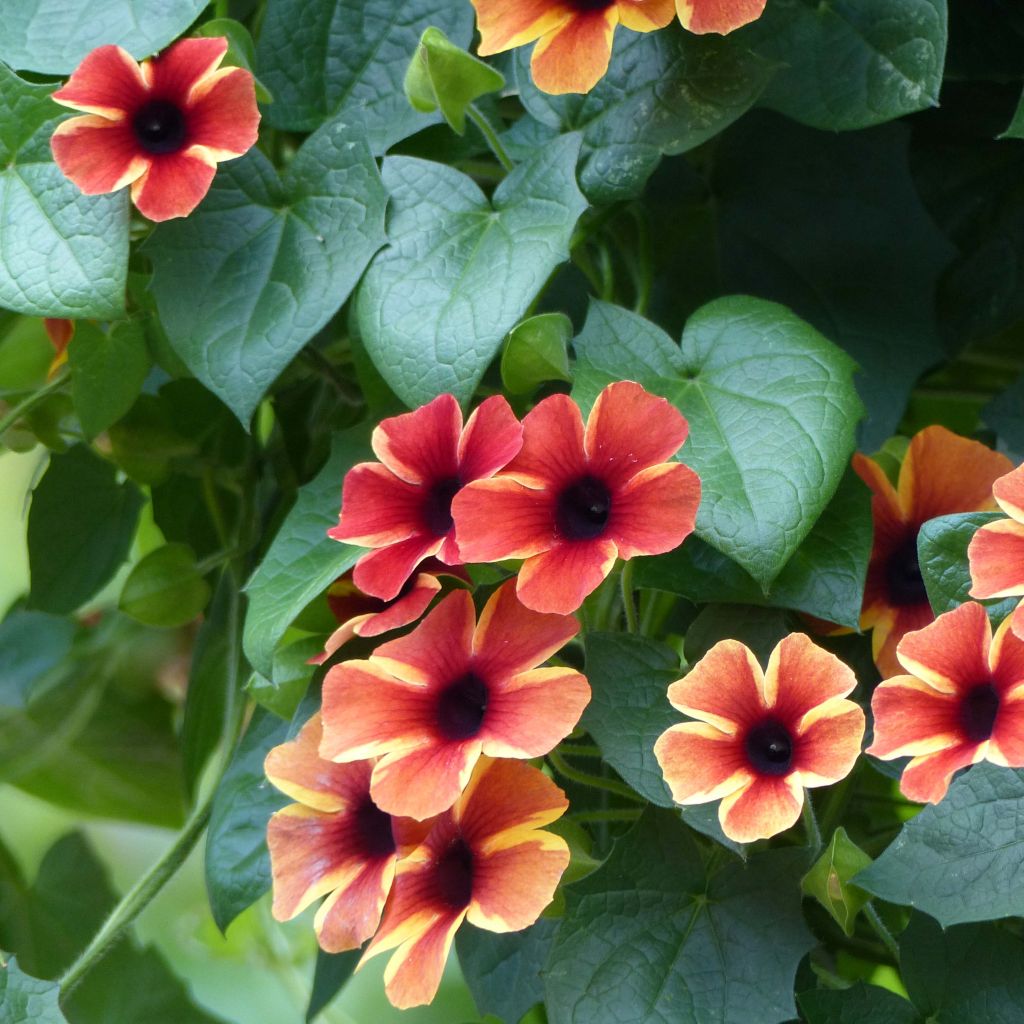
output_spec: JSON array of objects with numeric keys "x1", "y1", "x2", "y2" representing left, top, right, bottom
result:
[
  {"x1": 620, "y1": 561, "x2": 638, "y2": 634},
  {"x1": 558, "y1": 743, "x2": 603, "y2": 758},
  {"x1": 0, "y1": 373, "x2": 66, "y2": 437},
  {"x1": 863, "y1": 902, "x2": 900, "y2": 962},
  {"x1": 547, "y1": 750, "x2": 641, "y2": 802},
  {"x1": 802, "y1": 795, "x2": 822, "y2": 853},
  {"x1": 466, "y1": 104, "x2": 513, "y2": 173}
]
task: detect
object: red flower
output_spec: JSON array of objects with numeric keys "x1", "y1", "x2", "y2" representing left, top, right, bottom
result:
[
  {"x1": 853, "y1": 426, "x2": 1012, "y2": 677},
  {"x1": 328, "y1": 394, "x2": 522, "y2": 602},
  {"x1": 264, "y1": 714, "x2": 427, "y2": 952},
  {"x1": 43, "y1": 319, "x2": 74, "y2": 377},
  {"x1": 675, "y1": 0, "x2": 767, "y2": 34},
  {"x1": 654, "y1": 634, "x2": 864, "y2": 843},
  {"x1": 867, "y1": 602, "x2": 1024, "y2": 804},
  {"x1": 50, "y1": 38, "x2": 259, "y2": 222},
  {"x1": 472, "y1": 0, "x2": 676, "y2": 95},
  {"x1": 969, "y1": 463, "x2": 1024, "y2": 640},
  {"x1": 453, "y1": 381, "x2": 700, "y2": 615},
  {"x1": 360, "y1": 757, "x2": 570, "y2": 1009},
  {"x1": 319, "y1": 580, "x2": 590, "y2": 820}
]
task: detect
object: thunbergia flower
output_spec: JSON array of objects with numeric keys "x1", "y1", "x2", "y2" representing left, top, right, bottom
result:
[
  {"x1": 360, "y1": 757, "x2": 570, "y2": 1009},
  {"x1": 867, "y1": 601, "x2": 1024, "y2": 804},
  {"x1": 471, "y1": 0, "x2": 676, "y2": 95},
  {"x1": 264, "y1": 714, "x2": 427, "y2": 953},
  {"x1": 50, "y1": 38, "x2": 259, "y2": 222},
  {"x1": 43, "y1": 319, "x2": 73, "y2": 377},
  {"x1": 329, "y1": 393, "x2": 522, "y2": 602},
  {"x1": 453, "y1": 380, "x2": 700, "y2": 615},
  {"x1": 675, "y1": 0, "x2": 767, "y2": 34},
  {"x1": 319, "y1": 580, "x2": 590, "y2": 820},
  {"x1": 852, "y1": 425, "x2": 1012, "y2": 678},
  {"x1": 654, "y1": 634, "x2": 864, "y2": 843},
  {"x1": 969, "y1": 463, "x2": 1024, "y2": 639}
]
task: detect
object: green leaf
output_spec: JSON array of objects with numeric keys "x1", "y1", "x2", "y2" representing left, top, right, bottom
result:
[
  {"x1": 118, "y1": 544, "x2": 211, "y2": 629},
  {"x1": 799, "y1": 983, "x2": 921, "y2": 1024},
  {"x1": 573, "y1": 297, "x2": 863, "y2": 587},
  {"x1": 146, "y1": 118, "x2": 387, "y2": 424},
  {"x1": 856, "y1": 765, "x2": 1024, "y2": 927},
  {"x1": 984, "y1": 372, "x2": 1024, "y2": 455},
  {"x1": 27, "y1": 445, "x2": 144, "y2": 615},
  {"x1": 256, "y1": 0, "x2": 474, "y2": 150},
  {"x1": 404, "y1": 27, "x2": 504, "y2": 134},
  {"x1": 243, "y1": 425, "x2": 370, "y2": 679},
  {"x1": 306, "y1": 949, "x2": 360, "y2": 1023},
  {"x1": 500, "y1": 313, "x2": 572, "y2": 395},
  {"x1": 0, "y1": 610, "x2": 75, "y2": 709},
  {"x1": 684, "y1": 605, "x2": 792, "y2": 666},
  {"x1": 0, "y1": 64, "x2": 128, "y2": 319},
  {"x1": 0, "y1": 956, "x2": 67, "y2": 1024},
  {"x1": 68, "y1": 321, "x2": 150, "y2": 440},
  {"x1": 513, "y1": 24, "x2": 773, "y2": 204},
  {"x1": 801, "y1": 828, "x2": 873, "y2": 936},
  {"x1": 544, "y1": 809, "x2": 814, "y2": 1024},
  {"x1": 0, "y1": 0, "x2": 206, "y2": 74},
  {"x1": 741, "y1": 0, "x2": 947, "y2": 131},
  {"x1": 194, "y1": 18, "x2": 272, "y2": 104},
  {"x1": 357, "y1": 135, "x2": 587, "y2": 408}
]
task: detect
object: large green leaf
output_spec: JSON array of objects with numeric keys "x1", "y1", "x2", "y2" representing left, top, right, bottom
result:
[
  {"x1": 146, "y1": 118, "x2": 387, "y2": 424},
  {"x1": 0, "y1": 64, "x2": 127, "y2": 319},
  {"x1": 256, "y1": 0, "x2": 473, "y2": 150},
  {"x1": 357, "y1": 135, "x2": 587, "y2": 408},
  {"x1": 573, "y1": 298, "x2": 862, "y2": 587},
  {"x1": 799, "y1": 984, "x2": 921, "y2": 1024},
  {"x1": 0, "y1": 610, "x2": 75, "y2": 709},
  {"x1": 740, "y1": 0, "x2": 947, "y2": 131},
  {"x1": 544, "y1": 809, "x2": 813, "y2": 1024},
  {"x1": 0, "y1": 956, "x2": 66, "y2": 1024},
  {"x1": 0, "y1": 0, "x2": 206, "y2": 73}
]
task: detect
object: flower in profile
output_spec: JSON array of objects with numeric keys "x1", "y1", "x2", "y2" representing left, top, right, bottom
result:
[
  {"x1": 320, "y1": 580, "x2": 590, "y2": 820},
  {"x1": 853, "y1": 426, "x2": 1012, "y2": 678},
  {"x1": 264, "y1": 714, "x2": 427, "y2": 952},
  {"x1": 50, "y1": 38, "x2": 259, "y2": 222},
  {"x1": 329, "y1": 394, "x2": 522, "y2": 602},
  {"x1": 361, "y1": 757, "x2": 569, "y2": 1009},
  {"x1": 471, "y1": 0, "x2": 676, "y2": 95},
  {"x1": 453, "y1": 381, "x2": 700, "y2": 615},
  {"x1": 867, "y1": 601, "x2": 1024, "y2": 804},
  {"x1": 675, "y1": 0, "x2": 767, "y2": 34},
  {"x1": 43, "y1": 319, "x2": 74, "y2": 377},
  {"x1": 654, "y1": 634, "x2": 864, "y2": 843},
  {"x1": 969, "y1": 463, "x2": 1024, "y2": 639}
]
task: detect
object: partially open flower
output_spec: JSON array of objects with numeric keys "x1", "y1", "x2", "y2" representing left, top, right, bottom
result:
[
  {"x1": 329, "y1": 393, "x2": 522, "y2": 601},
  {"x1": 320, "y1": 580, "x2": 590, "y2": 820},
  {"x1": 453, "y1": 381, "x2": 700, "y2": 615},
  {"x1": 675, "y1": 0, "x2": 767, "y2": 34},
  {"x1": 867, "y1": 601, "x2": 1024, "y2": 804},
  {"x1": 43, "y1": 319, "x2": 74, "y2": 377},
  {"x1": 50, "y1": 38, "x2": 259, "y2": 221},
  {"x1": 360, "y1": 757, "x2": 570, "y2": 1009},
  {"x1": 654, "y1": 634, "x2": 865, "y2": 843}
]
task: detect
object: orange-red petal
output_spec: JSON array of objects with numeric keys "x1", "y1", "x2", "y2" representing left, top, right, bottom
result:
[
  {"x1": 895, "y1": 601, "x2": 991, "y2": 693},
  {"x1": 675, "y1": 0, "x2": 767, "y2": 34},
  {"x1": 370, "y1": 742, "x2": 481, "y2": 820},
  {"x1": 866, "y1": 676, "x2": 961, "y2": 760},
  {"x1": 530, "y1": 8, "x2": 618, "y2": 95},
  {"x1": 186, "y1": 66, "x2": 260, "y2": 160},
  {"x1": 617, "y1": 0, "x2": 677, "y2": 31},
  {"x1": 456, "y1": 756, "x2": 568, "y2": 841},
  {"x1": 452, "y1": 477, "x2": 555, "y2": 561},
  {"x1": 514, "y1": 537, "x2": 618, "y2": 614},
  {"x1": 457, "y1": 395, "x2": 524, "y2": 482},
  {"x1": 51, "y1": 44, "x2": 147, "y2": 117},
  {"x1": 610, "y1": 461, "x2": 701, "y2": 560},
  {"x1": 50, "y1": 116, "x2": 149, "y2": 194},
  {"x1": 665, "y1": 639, "x2": 766, "y2": 733},
  {"x1": 313, "y1": 857, "x2": 397, "y2": 953},
  {"x1": 330, "y1": 462, "x2": 423, "y2": 547},
  {"x1": 654, "y1": 722, "x2": 752, "y2": 804},
  {"x1": 372, "y1": 394, "x2": 461, "y2": 486},
  {"x1": 718, "y1": 774, "x2": 803, "y2": 843},
  {"x1": 351, "y1": 535, "x2": 444, "y2": 602},
  {"x1": 869, "y1": 602, "x2": 935, "y2": 681},
  {"x1": 969, "y1": 518, "x2": 1024, "y2": 599},
  {"x1": 147, "y1": 36, "x2": 229, "y2": 99},
  {"x1": 792, "y1": 703, "x2": 865, "y2": 787},
  {"x1": 990, "y1": 692, "x2": 1024, "y2": 766},
  {"x1": 898, "y1": 741, "x2": 984, "y2": 804},
  {"x1": 502, "y1": 392, "x2": 587, "y2": 489},
  {"x1": 129, "y1": 148, "x2": 217, "y2": 221},
  {"x1": 764, "y1": 632, "x2": 858, "y2": 725},
  {"x1": 472, "y1": 0, "x2": 573, "y2": 55},
  {"x1": 993, "y1": 464, "x2": 1024, "y2": 523}
]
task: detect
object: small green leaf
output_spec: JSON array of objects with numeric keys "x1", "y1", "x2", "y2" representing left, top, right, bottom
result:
[
  {"x1": 0, "y1": 956, "x2": 67, "y2": 1024},
  {"x1": 0, "y1": 609, "x2": 75, "y2": 709},
  {"x1": 500, "y1": 313, "x2": 572, "y2": 395},
  {"x1": 118, "y1": 544, "x2": 211, "y2": 629},
  {"x1": 801, "y1": 827, "x2": 873, "y2": 935},
  {"x1": 195, "y1": 18, "x2": 273, "y2": 104}
]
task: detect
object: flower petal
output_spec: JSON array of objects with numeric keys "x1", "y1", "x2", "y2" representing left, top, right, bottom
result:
[
  {"x1": 379, "y1": 912, "x2": 464, "y2": 1010},
  {"x1": 617, "y1": 0, "x2": 677, "y2": 31},
  {"x1": 898, "y1": 742, "x2": 984, "y2": 804},
  {"x1": 50, "y1": 116, "x2": 149, "y2": 194},
  {"x1": 611, "y1": 461, "x2": 701, "y2": 560},
  {"x1": 457, "y1": 395, "x2": 524, "y2": 482},
  {"x1": 665, "y1": 639, "x2": 765, "y2": 733},
  {"x1": 330, "y1": 463, "x2": 424, "y2": 546},
  {"x1": 866, "y1": 676, "x2": 961, "y2": 759},
  {"x1": 718, "y1": 774, "x2": 803, "y2": 843},
  {"x1": 51, "y1": 44, "x2": 147, "y2": 117},
  {"x1": 654, "y1": 722, "x2": 752, "y2": 804},
  {"x1": 530, "y1": 9, "x2": 618, "y2": 95},
  {"x1": 675, "y1": 0, "x2": 767, "y2": 34},
  {"x1": 990, "y1": 613, "x2": 1024, "y2": 694},
  {"x1": 870, "y1": 601, "x2": 935, "y2": 681},
  {"x1": 186, "y1": 66, "x2": 259, "y2": 160},
  {"x1": 452, "y1": 477, "x2": 555, "y2": 561},
  {"x1": 359, "y1": 573, "x2": 442, "y2": 639},
  {"x1": 370, "y1": 741, "x2": 481, "y2": 820},
  {"x1": 968, "y1": 519, "x2": 1024, "y2": 599},
  {"x1": 502, "y1": 392, "x2": 587, "y2": 489},
  {"x1": 895, "y1": 601, "x2": 992, "y2": 693},
  {"x1": 313, "y1": 857, "x2": 396, "y2": 953},
  {"x1": 129, "y1": 148, "x2": 216, "y2": 221},
  {"x1": 990, "y1": 691, "x2": 1024, "y2": 766},
  {"x1": 514, "y1": 537, "x2": 618, "y2": 614},
  {"x1": 472, "y1": 0, "x2": 573, "y2": 55},
  {"x1": 993, "y1": 464, "x2": 1024, "y2": 523},
  {"x1": 149, "y1": 36, "x2": 229, "y2": 99},
  {"x1": 763, "y1": 632, "x2": 858, "y2": 725},
  {"x1": 352, "y1": 535, "x2": 444, "y2": 603},
  {"x1": 371, "y1": 394, "x2": 461, "y2": 486},
  {"x1": 792, "y1": 703, "x2": 865, "y2": 786}
]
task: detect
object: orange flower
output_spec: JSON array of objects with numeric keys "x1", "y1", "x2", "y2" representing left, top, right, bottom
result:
[
  {"x1": 969, "y1": 463, "x2": 1024, "y2": 639},
  {"x1": 867, "y1": 602, "x2": 1024, "y2": 804},
  {"x1": 264, "y1": 714, "x2": 427, "y2": 952},
  {"x1": 453, "y1": 381, "x2": 700, "y2": 615},
  {"x1": 675, "y1": 0, "x2": 767, "y2": 34},
  {"x1": 43, "y1": 319, "x2": 73, "y2": 377},
  {"x1": 853, "y1": 426, "x2": 1012, "y2": 677},
  {"x1": 654, "y1": 634, "x2": 864, "y2": 843},
  {"x1": 50, "y1": 38, "x2": 259, "y2": 221},
  {"x1": 319, "y1": 580, "x2": 590, "y2": 820},
  {"x1": 360, "y1": 757, "x2": 569, "y2": 1009},
  {"x1": 472, "y1": 0, "x2": 675, "y2": 95}
]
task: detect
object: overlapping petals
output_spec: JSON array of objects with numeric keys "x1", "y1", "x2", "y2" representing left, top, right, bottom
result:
[
  {"x1": 675, "y1": 0, "x2": 767, "y2": 34},
  {"x1": 852, "y1": 426, "x2": 1012, "y2": 678},
  {"x1": 50, "y1": 38, "x2": 259, "y2": 221},
  {"x1": 453, "y1": 381, "x2": 700, "y2": 614},
  {"x1": 360, "y1": 757, "x2": 569, "y2": 1009},
  {"x1": 867, "y1": 602, "x2": 1024, "y2": 803},
  {"x1": 654, "y1": 633, "x2": 864, "y2": 843},
  {"x1": 319, "y1": 580, "x2": 590, "y2": 819},
  {"x1": 329, "y1": 394, "x2": 522, "y2": 601},
  {"x1": 472, "y1": 0, "x2": 675, "y2": 95}
]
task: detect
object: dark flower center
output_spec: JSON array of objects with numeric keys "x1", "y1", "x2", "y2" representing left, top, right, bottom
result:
[
  {"x1": 423, "y1": 476, "x2": 461, "y2": 537},
  {"x1": 437, "y1": 672, "x2": 489, "y2": 740},
  {"x1": 960, "y1": 683, "x2": 1000, "y2": 743},
  {"x1": 435, "y1": 837, "x2": 474, "y2": 910},
  {"x1": 567, "y1": 0, "x2": 614, "y2": 9},
  {"x1": 132, "y1": 99, "x2": 187, "y2": 155},
  {"x1": 745, "y1": 720, "x2": 795, "y2": 776},
  {"x1": 884, "y1": 534, "x2": 928, "y2": 608},
  {"x1": 354, "y1": 796, "x2": 396, "y2": 859},
  {"x1": 556, "y1": 476, "x2": 612, "y2": 541}
]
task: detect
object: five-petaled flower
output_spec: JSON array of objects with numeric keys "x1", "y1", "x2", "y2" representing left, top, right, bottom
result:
[
  {"x1": 852, "y1": 425, "x2": 1012, "y2": 678},
  {"x1": 654, "y1": 633, "x2": 865, "y2": 843},
  {"x1": 453, "y1": 380, "x2": 700, "y2": 615},
  {"x1": 867, "y1": 601, "x2": 1024, "y2": 804},
  {"x1": 50, "y1": 37, "x2": 259, "y2": 222},
  {"x1": 329, "y1": 393, "x2": 522, "y2": 602},
  {"x1": 319, "y1": 579, "x2": 590, "y2": 820},
  {"x1": 360, "y1": 757, "x2": 570, "y2": 1009},
  {"x1": 264, "y1": 714, "x2": 427, "y2": 952},
  {"x1": 969, "y1": 462, "x2": 1024, "y2": 640}
]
